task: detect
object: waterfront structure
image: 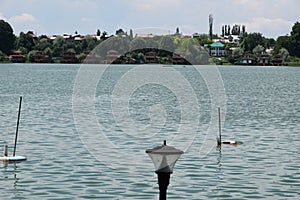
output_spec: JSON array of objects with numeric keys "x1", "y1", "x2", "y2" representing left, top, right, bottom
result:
[
  {"x1": 10, "y1": 51, "x2": 25, "y2": 63},
  {"x1": 34, "y1": 51, "x2": 48, "y2": 63},
  {"x1": 84, "y1": 51, "x2": 102, "y2": 64},
  {"x1": 271, "y1": 55, "x2": 283, "y2": 66},
  {"x1": 62, "y1": 51, "x2": 78, "y2": 63},
  {"x1": 257, "y1": 53, "x2": 271, "y2": 66},
  {"x1": 172, "y1": 52, "x2": 188, "y2": 64},
  {"x1": 206, "y1": 41, "x2": 228, "y2": 57},
  {"x1": 106, "y1": 50, "x2": 120, "y2": 64},
  {"x1": 237, "y1": 54, "x2": 257, "y2": 65},
  {"x1": 145, "y1": 51, "x2": 158, "y2": 63}
]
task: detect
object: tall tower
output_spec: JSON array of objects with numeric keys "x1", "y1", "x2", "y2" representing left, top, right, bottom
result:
[{"x1": 209, "y1": 14, "x2": 213, "y2": 40}]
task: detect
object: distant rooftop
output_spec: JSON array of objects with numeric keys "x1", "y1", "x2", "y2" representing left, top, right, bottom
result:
[{"x1": 210, "y1": 41, "x2": 224, "y2": 47}]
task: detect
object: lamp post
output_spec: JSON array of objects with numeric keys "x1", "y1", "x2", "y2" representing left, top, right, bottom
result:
[{"x1": 146, "y1": 140, "x2": 184, "y2": 200}]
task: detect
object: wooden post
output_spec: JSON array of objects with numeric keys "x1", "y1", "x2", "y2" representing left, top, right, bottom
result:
[
  {"x1": 13, "y1": 96, "x2": 22, "y2": 157},
  {"x1": 4, "y1": 144, "x2": 8, "y2": 157}
]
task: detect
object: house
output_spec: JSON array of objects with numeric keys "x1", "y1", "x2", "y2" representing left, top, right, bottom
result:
[
  {"x1": 73, "y1": 35, "x2": 84, "y2": 41},
  {"x1": 27, "y1": 31, "x2": 37, "y2": 39},
  {"x1": 83, "y1": 51, "x2": 102, "y2": 64},
  {"x1": 206, "y1": 41, "x2": 228, "y2": 57},
  {"x1": 34, "y1": 51, "x2": 48, "y2": 63},
  {"x1": 257, "y1": 53, "x2": 271, "y2": 66},
  {"x1": 135, "y1": 33, "x2": 155, "y2": 38},
  {"x1": 145, "y1": 51, "x2": 158, "y2": 63},
  {"x1": 63, "y1": 34, "x2": 72, "y2": 40},
  {"x1": 219, "y1": 35, "x2": 241, "y2": 44},
  {"x1": 237, "y1": 54, "x2": 257, "y2": 65},
  {"x1": 62, "y1": 51, "x2": 78, "y2": 63},
  {"x1": 192, "y1": 33, "x2": 201, "y2": 38},
  {"x1": 172, "y1": 52, "x2": 188, "y2": 65},
  {"x1": 106, "y1": 50, "x2": 120, "y2": 64},
  {"x1": 10, "y1": 51, "x2": 25, "y2": 63},
  {"x1": 271, "y1": 55, "x2": 283, "y2": 66}
]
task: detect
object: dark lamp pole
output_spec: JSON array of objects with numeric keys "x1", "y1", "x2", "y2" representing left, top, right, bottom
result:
[{"x1": 146, "y1": 140, "x2": 184, "y2": 200}]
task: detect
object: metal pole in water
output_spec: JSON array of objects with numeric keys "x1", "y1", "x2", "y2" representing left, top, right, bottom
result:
[
  {"x1": 218, "y1": 107, "x2": 221, "y2": 144},
  {"x1": 13, "y1": 96, "x2": 22, "y2": 157}
]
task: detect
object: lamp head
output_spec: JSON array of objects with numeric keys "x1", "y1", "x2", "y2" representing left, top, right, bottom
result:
[{"x1": 146, "y1": 140, "x2": 184, "y2": 173}]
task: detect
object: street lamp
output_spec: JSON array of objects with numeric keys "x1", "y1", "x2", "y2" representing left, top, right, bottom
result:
[{"x1": 146, "y1": 140, "x2": 184, "y2": 200}]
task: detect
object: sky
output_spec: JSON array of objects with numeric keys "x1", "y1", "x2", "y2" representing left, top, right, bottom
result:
[{"x1": 0, "y1": 0, "x2": 299, "y2": 39}]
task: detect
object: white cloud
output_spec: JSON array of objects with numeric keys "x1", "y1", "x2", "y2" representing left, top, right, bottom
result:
[
  {"x1": 8, "y1": 13, "x2": 44, "y2": 34},
  {"x1": 0, "y1": 12, "x2": 7, "y2": 20},
  {"x1": 233, "y1": 0, "x2": 262, "y2": 9},
  {"x1": 1, "y1": 0, "x2": 298, "y2": 37},
  {"x1": 244, "y1": 17, "x2": 293, "y2": 37},
  {"x1": 81, "y1": 17, "x2": 94, "y2": 22},
  {"x1": 10, "y1": 13, "x2": 36, "y2": 24},
  {"x1": 129, "y1": 0, "x2": 182, "y2": 10}
]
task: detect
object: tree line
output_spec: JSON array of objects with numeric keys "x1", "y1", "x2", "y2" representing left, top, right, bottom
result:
[{"x1": 0, "y1": 19, "x2": 300, "y2": 65}]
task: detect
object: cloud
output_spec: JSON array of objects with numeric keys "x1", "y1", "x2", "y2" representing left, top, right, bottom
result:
[
  {"x1": 9, "y1": 13, "x2": 36, "y2": 24},
  {"x1": 81, "y1": 17, "x2": 94, "y2": 22},
  {"x1": 0, "y1": 12, "x2": 7, "y2": 20},
  {"x1": 8, "y1": 13, "x2": 43, "y2": 34},
  {"x1": 233, "y1": 0, "x2": 262, "y2": 9},
  {"x1": 244, "y1": 17, "x2": 293, "y2": 37},
  {"x1": 129, "y1": 0, "x2": 182, "y2": 10},
  {"x1": 1, "y1": 0, "x2": 298, "y2": 37}
]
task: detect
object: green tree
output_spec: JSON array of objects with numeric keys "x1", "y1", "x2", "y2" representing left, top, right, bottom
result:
[
  {"x1": 100, "y1": 31, "x2": 108, "y2": 40},
  {"x1": 274, "y1": 22, "x2": 300, "y2": 58},
  {"x1": 226, "y1": 47, "x2": 244, "y2": 64},
  {"x1": 52, "y1": 36, "x2": 64, "y2": 56},
  {"x1": 35, "y1": 37, "x2": 51, "y2": 51},
  {"x1": 129, "y1": 29, "x2": 133, "y2": 39},
  {"x1": 130, "y1": 37, "x2": 147, "y2": 50},
  {"x1": 145, "y1": 38, "x2": 159, "y2": 49},
  {"x1": 77, "y1": 52, "x2": 87, "y2": 63},
  {"x1": 240, "y1": 32, "x2": 265, "y2": 53},
  {"x1": 27, "y1": 50, "x2": 38, "y2": 62},
  {"x1": 232, "y1": 47, "x2": 244, "y2": 59},
  {"x1": 289, "y1": 21, "x2": 300, "y2": 57},
  {"x1": 116, "y1": 28, "x2": 125, "y2": 36},
  {"x1": 0, "y1": 50, "x2": 9, "y2": 62},
  {"x1": 265, "y1": 38, "x2": 276, "y2": 49},
  {"x1": 44, "y1": 47, "x2": 53, "y2": 58},
  {"x1": 253, "y1": 45, "x2": 265, "y2": 55},
  {"x1": 278, "y1": 48, "x2": 289, "y2": 62},
  {"x1": 159, "y1": 36, "x2": 175, "y2": 52},
  {"x1": 96, "y1": 29, "x2": 101, "y2": 36},
  {"x1": 275, "y1": 35, "x2": 291, "y2": 53},
  {"x1": 16, "y1": 32, "x2": 36, "y2": 53},
  {"x1": 0, "y1": 19, "x2": 16, "y2": 55},
  {"x1": 175, "y1": 27, "x2": 180, "y2": 35},
  {"x1": 95, "y1": 36, "x2": 129, "y2": 57},
  {"x1": 84, "y1": 35, "x2": 98, "y2": 50},
  {"x1": 185, "y1": 39, "x2": 209, "y2": 64}
]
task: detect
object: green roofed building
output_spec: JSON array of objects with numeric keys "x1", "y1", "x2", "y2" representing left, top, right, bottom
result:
[{"x1": 205, "y1": 41, "x2": 228, "y2": 57}]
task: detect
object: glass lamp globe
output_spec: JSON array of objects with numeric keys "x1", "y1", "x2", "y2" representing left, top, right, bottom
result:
[{"x1": 146, "y1": 140, "x2": 184, "y2": 173}]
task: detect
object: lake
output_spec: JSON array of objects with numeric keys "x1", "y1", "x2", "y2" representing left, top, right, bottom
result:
[{"x1": 0, "y1": 63, "x2": 299, "y2": 199}]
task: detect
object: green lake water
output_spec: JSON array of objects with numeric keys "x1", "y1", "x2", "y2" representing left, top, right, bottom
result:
[{"x1": 0, "y1": 63, "x2": 299, "y2": 199}]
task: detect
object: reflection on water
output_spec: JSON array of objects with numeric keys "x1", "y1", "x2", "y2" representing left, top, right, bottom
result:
[
  {"x1": 0, "y1": 64, "x2": 299, "y2": 199},
  {"x1": 216, "y1": 146, "x2": 222, "y2": 171},
  {"x1": 2, "y1": 163, "x2": 20, "y2": 198}
]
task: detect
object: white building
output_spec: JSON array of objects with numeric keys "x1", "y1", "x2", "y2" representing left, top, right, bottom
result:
[{"x1": 206, "y1": 41, "x2": 228, "y2": 57}]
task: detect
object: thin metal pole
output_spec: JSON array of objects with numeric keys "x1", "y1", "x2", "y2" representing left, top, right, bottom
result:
[
  {"x1": 218, "y1": 107, "x2": 221, "y2": 144},
  {"x1": 13, "y1": 96, "x2": 22, "y2": 157}
]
